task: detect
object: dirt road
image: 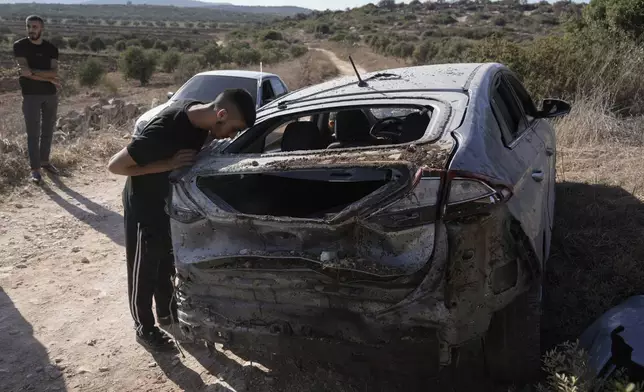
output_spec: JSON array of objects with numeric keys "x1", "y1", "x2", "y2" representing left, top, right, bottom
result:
[{"x1": 310, "y1": 47, "x2": 367, "y2": 76}]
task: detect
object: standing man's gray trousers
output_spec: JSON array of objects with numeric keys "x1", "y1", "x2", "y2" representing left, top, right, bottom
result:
[{"x1": 22, "y1": 94, "x2": 58, "y2": 170}]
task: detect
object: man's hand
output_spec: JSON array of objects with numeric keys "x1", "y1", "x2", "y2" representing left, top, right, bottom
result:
[
  {"x1": 167, "y1": 149, "x2": 197, "y2": 170},
  {"x1": 20, "y1": 68, "x2": 32, "y2": 77}
]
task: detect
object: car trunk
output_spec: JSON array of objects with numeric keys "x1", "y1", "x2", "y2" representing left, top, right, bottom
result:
[
  {"x1": 195, "y1": 168, "x2": 393, "y2": 219},
  {"x1": 171, "y1": 141, "x2": 453, "y2": 274}
]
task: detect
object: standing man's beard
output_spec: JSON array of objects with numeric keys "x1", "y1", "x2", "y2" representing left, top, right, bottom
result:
[{"x1": 28, "y1": 32, "x2": 41, "y2": 41}]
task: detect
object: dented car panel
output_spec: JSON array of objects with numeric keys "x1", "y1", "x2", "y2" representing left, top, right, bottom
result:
[{"x1": 170, "y1": 63, "x2": 566, "y2": 372}]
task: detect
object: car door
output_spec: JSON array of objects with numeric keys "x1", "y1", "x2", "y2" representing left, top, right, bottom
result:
[
  {"x1": 269, "y1": 77, "x2": 288, "y2": 98},
  {"x1": 259, "y1": 79, "x2": 276, "y2": 107},
  {"x1": 490, "y1": 73, "x2": 547, "y2": 264},
  {"x1": 502, "y1": 73, "x2": 555, "y2": 260}
]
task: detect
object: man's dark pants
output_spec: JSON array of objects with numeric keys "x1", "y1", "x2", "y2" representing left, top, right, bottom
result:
[
  {"x1": 124, "y1": 207, "x2": 178, "y2": 334},
  {"x1": 22, "y1": 94, "x2": 58, "y2": 170}
]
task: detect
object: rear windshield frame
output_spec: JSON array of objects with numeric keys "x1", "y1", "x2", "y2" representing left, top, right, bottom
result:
[{"x1": 225, "y1": 98, "x2": 449, "y2": 155}]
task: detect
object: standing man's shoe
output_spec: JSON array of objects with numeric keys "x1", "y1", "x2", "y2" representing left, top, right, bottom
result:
[
  {"x1": 136, "y1": 327, "x2": 176, "y2": 352},
  {"x1": 42, "y1": 163, "x2": 59, "y2": 175}
]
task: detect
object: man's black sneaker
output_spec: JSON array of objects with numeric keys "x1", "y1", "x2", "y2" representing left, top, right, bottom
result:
[
  {"x1": 42, "y1": 163, "x2": 60, "y2": 175},
  {"x1": 136, "y1": 327, "x2": 175, "y2": 352},
  {"x1": 158, "y1": 315, "x2": 175, "y2": 327},
  {"x1": 30, "y1": 171, "x2": 42, "y2": 185}
]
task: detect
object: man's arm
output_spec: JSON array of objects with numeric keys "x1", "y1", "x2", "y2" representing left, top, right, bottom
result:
[
  {"x1": 14, "y1": 56, "x2": 32, "y2": 77},
  {"x1": 15, "y1": 56, "x2": 60, "y2": 86},
  {"x1": 33, "y1": 59, "x2": 58, "y2": 79},
  {"x1": 107, "y1": 147, "x2": 196, "y2": 176}
]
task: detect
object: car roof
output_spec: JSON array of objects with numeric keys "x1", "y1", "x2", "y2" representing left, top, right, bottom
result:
[
  {"x1": 258, "y1": 63, "x2": 499, "y2": 116},
  {"x1": 195, "y1": 70, "x2": 280, "y2": 80}
]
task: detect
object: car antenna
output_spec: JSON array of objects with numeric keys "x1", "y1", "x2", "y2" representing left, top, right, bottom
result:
[
  {"x1": 349, "y1": 56, "x2": 367, "y2": 87},
  {"x1": 257, "y1": 61, "x2": 263, "y2": 107}
]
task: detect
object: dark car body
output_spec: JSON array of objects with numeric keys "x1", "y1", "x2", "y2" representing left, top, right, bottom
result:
[{"x1": 167, "y1": 63, "x2": 570, "y2": 381}]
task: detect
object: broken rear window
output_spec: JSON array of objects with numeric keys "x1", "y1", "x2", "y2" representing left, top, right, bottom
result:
[{"x1": 254, "y1": 105, "x2": 431, "y2": 153}]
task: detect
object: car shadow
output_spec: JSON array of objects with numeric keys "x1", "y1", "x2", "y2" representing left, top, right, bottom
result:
[
  {"x1": 150, "y1": 332, "x2": 494, "y2": 392},
  {"x1": 0, "y1": 287, "x2": 68, "y2": 392},
  {"x1": 543, "y1": 181, "x2": 644, "y2": 350},
  {"x1": 41, "y1": 174, "x2": 124, "y2": 247}
]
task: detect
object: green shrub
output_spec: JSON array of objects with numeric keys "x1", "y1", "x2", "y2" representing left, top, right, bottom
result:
[
  {"x1": 201, "y1": 43, "x2": 222, "y2": 66},
  {"x1": 585, "y1": 0, "x2": 644, "y2": 39},
  {"x1": 119, "y1": 46, "x2": 157, "y2": 86},
  {"x1": 290, "y1": 45, "x2": 308, "y2": 58},
  {"x1": 154, "y1": 40, "x2": 168, "y2": 52},
  {"x1": 262, "y1": 30, "x2": 283, "y2": 41},
  {"x1": 173, "y1": 54, "x2": 204, "y2": 84},
  {"x1": 160, "y1": 50, "x2": 181, "y2": 73},
  {"x1": 68, "y1": 37, "x2": 79, "y2": 49},
  {"x1": 89, "y1": 37, "x2": 106, "y2": 52},
  {"x1": 78, "y1": 58, "x2": 105, "y2": 87},
  {"x1": 49, "y1": 35, "x2": 67, "y2": 49},
  {"x1": 115, "y1": 40, "x2": 127, "y2": 51},
  {"x1": 140, "y1": 37, "x2": 154, "y2": 49}
]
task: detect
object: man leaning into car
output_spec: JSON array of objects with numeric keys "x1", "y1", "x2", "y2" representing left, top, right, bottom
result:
[{"x1": 106, "y1": 89, "x2": 256, "y2": 351}]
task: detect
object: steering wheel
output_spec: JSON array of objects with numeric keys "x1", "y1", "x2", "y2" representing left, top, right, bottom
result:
[{"x1": 369, "y1": 117, "x2": 405, "y2": 140}]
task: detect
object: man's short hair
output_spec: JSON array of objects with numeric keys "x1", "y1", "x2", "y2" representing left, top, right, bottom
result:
[
  {"x1": 26, "y1": 15, "x2": 45, "y2": 25},
  {"x1": 215, "y1": 88, "x2": 256, "y2": 128}
]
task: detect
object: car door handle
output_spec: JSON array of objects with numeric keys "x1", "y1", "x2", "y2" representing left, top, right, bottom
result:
[
  {"x1": 532, "y1": 170, "x2": 544, "y2": 182},
  {"x1": 546, "y1": 147, "x2": 554, "y2": 156}
]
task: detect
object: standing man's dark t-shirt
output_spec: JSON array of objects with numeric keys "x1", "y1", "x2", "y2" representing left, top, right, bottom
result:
[
  {"x1": 13, "y1": 38, "x2": 59, "y2": 95},
  {"x1": 123, "y1": 100, "x2": 208, "y2": 226}
]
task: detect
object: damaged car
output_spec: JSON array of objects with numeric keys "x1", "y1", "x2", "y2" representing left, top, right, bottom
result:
[{"x1": 168, "y1": 62, "x2": 571, "y2": 382}]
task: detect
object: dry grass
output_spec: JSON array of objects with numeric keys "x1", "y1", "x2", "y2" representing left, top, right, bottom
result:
[
  {"x1": 533, "y1": 93, "x2": 644, "y2": 391},
  {"x1": 262, "y1": 50, "x2": 340, "y2": 90}
]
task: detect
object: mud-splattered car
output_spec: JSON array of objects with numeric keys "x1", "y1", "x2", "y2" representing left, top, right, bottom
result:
[{"x1": 168, "y1": 63, "x2": 571, "y2": 382}]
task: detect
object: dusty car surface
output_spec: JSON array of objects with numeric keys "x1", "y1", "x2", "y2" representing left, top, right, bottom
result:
[{"x1": 168, "y1": 63, "x2": 571, "y2": 382}]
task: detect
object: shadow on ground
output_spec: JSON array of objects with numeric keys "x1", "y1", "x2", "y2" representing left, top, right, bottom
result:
[
  {"x1": 147, "y1": 323, "x2": 496, "y2": 392},
  {"x1": 0, "y1": 287, "x2": 67, "y2": 392},
  {"x1": 543, "y1": 181, "x2": 644, "y2": 349},
  {"x1": 42, "y1": 174, "x2": 124, "y2": 247}
]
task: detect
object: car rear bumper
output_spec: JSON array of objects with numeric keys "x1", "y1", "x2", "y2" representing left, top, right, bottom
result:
[{"x1": 173, "y1": 208, "x2": 538, "y2": 366}]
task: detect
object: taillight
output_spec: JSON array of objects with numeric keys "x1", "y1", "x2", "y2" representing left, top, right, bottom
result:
[
  {"x1": 368, "y1": 170, "x2": 511, "y2": 229},
  {"x1": 447, "y1": 177, "x2": 497, "y2": 205},
  {"x1": 166, "y1": 184, "x2": 205, "y2": 224},
  {"x1": 443, "y1": 176, "x2": 511, "y2": 220},
  {"x1": 367, "y1": 175, "x2": 441, "y2": 229}
]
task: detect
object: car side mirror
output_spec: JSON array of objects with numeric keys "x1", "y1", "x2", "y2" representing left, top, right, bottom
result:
[
  {"x1": 537, "y1": 99, "x2": 571, "y2": 118},
  {"x1": 167, "y1": 91, "x2": 174, "y2": 100}
]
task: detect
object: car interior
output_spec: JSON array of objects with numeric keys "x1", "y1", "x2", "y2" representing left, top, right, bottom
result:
[{"x1": 248, "y1": 105, "x2": 432, "y2": 154}]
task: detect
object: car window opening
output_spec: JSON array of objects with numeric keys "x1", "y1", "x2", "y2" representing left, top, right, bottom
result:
[{"x1": 262, "y1": 105, "x2": 432, "y2": 153}]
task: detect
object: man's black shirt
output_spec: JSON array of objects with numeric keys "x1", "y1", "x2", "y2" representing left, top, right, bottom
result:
[
  {"x1": 13, "y1": 38, "x2": 59, "y2": 96},
  {"x1": 123, "y1": 100, "x2": 208, "y2": 226}
]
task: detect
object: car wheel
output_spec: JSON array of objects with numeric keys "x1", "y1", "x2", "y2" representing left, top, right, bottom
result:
[{"x1": 483, "y1": 282, "x2": 542, "y2": 384}]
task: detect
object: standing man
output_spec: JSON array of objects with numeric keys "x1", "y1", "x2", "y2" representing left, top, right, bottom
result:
[
  {"x1": 13, "y1": 15, "x2": 61, "y2": 185},
  {"x1": 107, "y1": 89, "x2": 256, "y2": 351}
]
